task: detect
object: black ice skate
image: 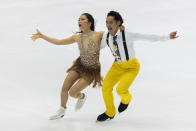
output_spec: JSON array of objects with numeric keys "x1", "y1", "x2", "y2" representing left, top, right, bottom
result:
[
  {"x1": 118, "y1": 102, "x2": 129, "y2": 113},
  {"x1": 96, "y1": 112, "x2": 114, "y2": 122}
]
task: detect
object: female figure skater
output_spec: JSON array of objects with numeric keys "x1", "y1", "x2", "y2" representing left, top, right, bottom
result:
[{"x1": 31, "y1": 13, "x2": 104, "y2": 120}]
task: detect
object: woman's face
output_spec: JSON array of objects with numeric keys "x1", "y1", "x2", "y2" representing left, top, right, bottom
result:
[{"x1": 78, "y1": 15, "x2": 91, "y2": 31}]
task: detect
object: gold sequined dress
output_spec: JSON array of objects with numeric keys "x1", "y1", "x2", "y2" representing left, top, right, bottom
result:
[{"x1": 67, "y1": 32, "x2": 102, "y2": 87}]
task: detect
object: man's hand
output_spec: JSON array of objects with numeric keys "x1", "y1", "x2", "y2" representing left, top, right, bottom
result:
[{"x1": 170, "y1": 31, "x2": 179, "y2": 39}]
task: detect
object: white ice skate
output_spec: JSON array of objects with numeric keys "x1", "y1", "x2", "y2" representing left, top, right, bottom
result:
[
  {"x1": 75, "y1": 93, "x2": 87, "y2": 111},
  {"x1": 49, "y1": 106, "x2": 66, "y2": 120}
]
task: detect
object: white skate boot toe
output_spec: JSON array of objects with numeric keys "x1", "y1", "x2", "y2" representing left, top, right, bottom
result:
[
  {"x1": 49, "y1": 106, "x2": 66, "y2": 120},
  {"x1": 75, "y1": 93, "x2": 87, "y2": 111}
]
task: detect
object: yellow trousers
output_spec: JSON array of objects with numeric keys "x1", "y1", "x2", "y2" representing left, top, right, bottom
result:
[{"x1": 102, "y1": 58, "x2": 140, "y2": 117}]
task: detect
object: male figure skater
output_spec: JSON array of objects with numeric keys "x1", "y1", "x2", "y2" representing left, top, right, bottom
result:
[{"x1": 97, "y1": 11, "x2": 178, "y2": 122}]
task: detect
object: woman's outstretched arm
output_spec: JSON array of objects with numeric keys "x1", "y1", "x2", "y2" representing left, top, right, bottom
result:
[{"x1": 31, "y1": 29, "x2": 77, "y2": 45}]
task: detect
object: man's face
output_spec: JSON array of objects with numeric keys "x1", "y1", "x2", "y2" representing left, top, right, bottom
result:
[{"x1": 106, "y1": 16, "x2": 120, "y2": 35}]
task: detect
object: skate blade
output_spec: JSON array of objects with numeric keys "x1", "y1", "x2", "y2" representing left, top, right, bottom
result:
[
  {"x1": 49, "y1": 115, "x2": 64, "y2": 120},
  {"x1": 96, "y1": 118, "x2": 112, "y2": 123}
]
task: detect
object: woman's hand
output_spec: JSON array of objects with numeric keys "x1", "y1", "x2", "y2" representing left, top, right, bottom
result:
[
  {"x1": 31, "y1": 29, "x2": 42, "y2": 42},
  {"x1": 120, "y1": 25, "x2": 125, "y2": 31}
]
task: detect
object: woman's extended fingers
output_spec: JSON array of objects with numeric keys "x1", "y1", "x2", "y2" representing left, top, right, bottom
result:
[
  {"x1": 31, "y1": 29, "x2": 42, "y2": 42},
  {"x1": 31, "y1": 35, "x2": 37, "y2": 41},
  {"x1": 31, "y1": 34, "x2": 38, "y2": 42}
]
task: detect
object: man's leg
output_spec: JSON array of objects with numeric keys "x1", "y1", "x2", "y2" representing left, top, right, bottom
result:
[
  {"x1": 102, "y1": 62, "x2": 122, "y2": 117},
  {"x1": 116, "y1": 59, "x2": 140, "y2": 113},
  {"x1": 97, "y1": 62, "x2": 122, "y2": 122},
  {"x1": 116, "y1": 69, "x2": 139, "y2": 105}
]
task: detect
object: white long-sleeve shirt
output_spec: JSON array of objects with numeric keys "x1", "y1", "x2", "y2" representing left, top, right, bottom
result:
[{"x1": 101, "y1": 29, "x2": 170, "y2": 62}]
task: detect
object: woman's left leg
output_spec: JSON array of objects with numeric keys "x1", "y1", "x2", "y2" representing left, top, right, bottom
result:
[
  {"x1": 69, "y1": 78, "x2": 89, "y2": 99},
  {"x1": 69, "y1": 78, "x2": 89, "y2": 111}
]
